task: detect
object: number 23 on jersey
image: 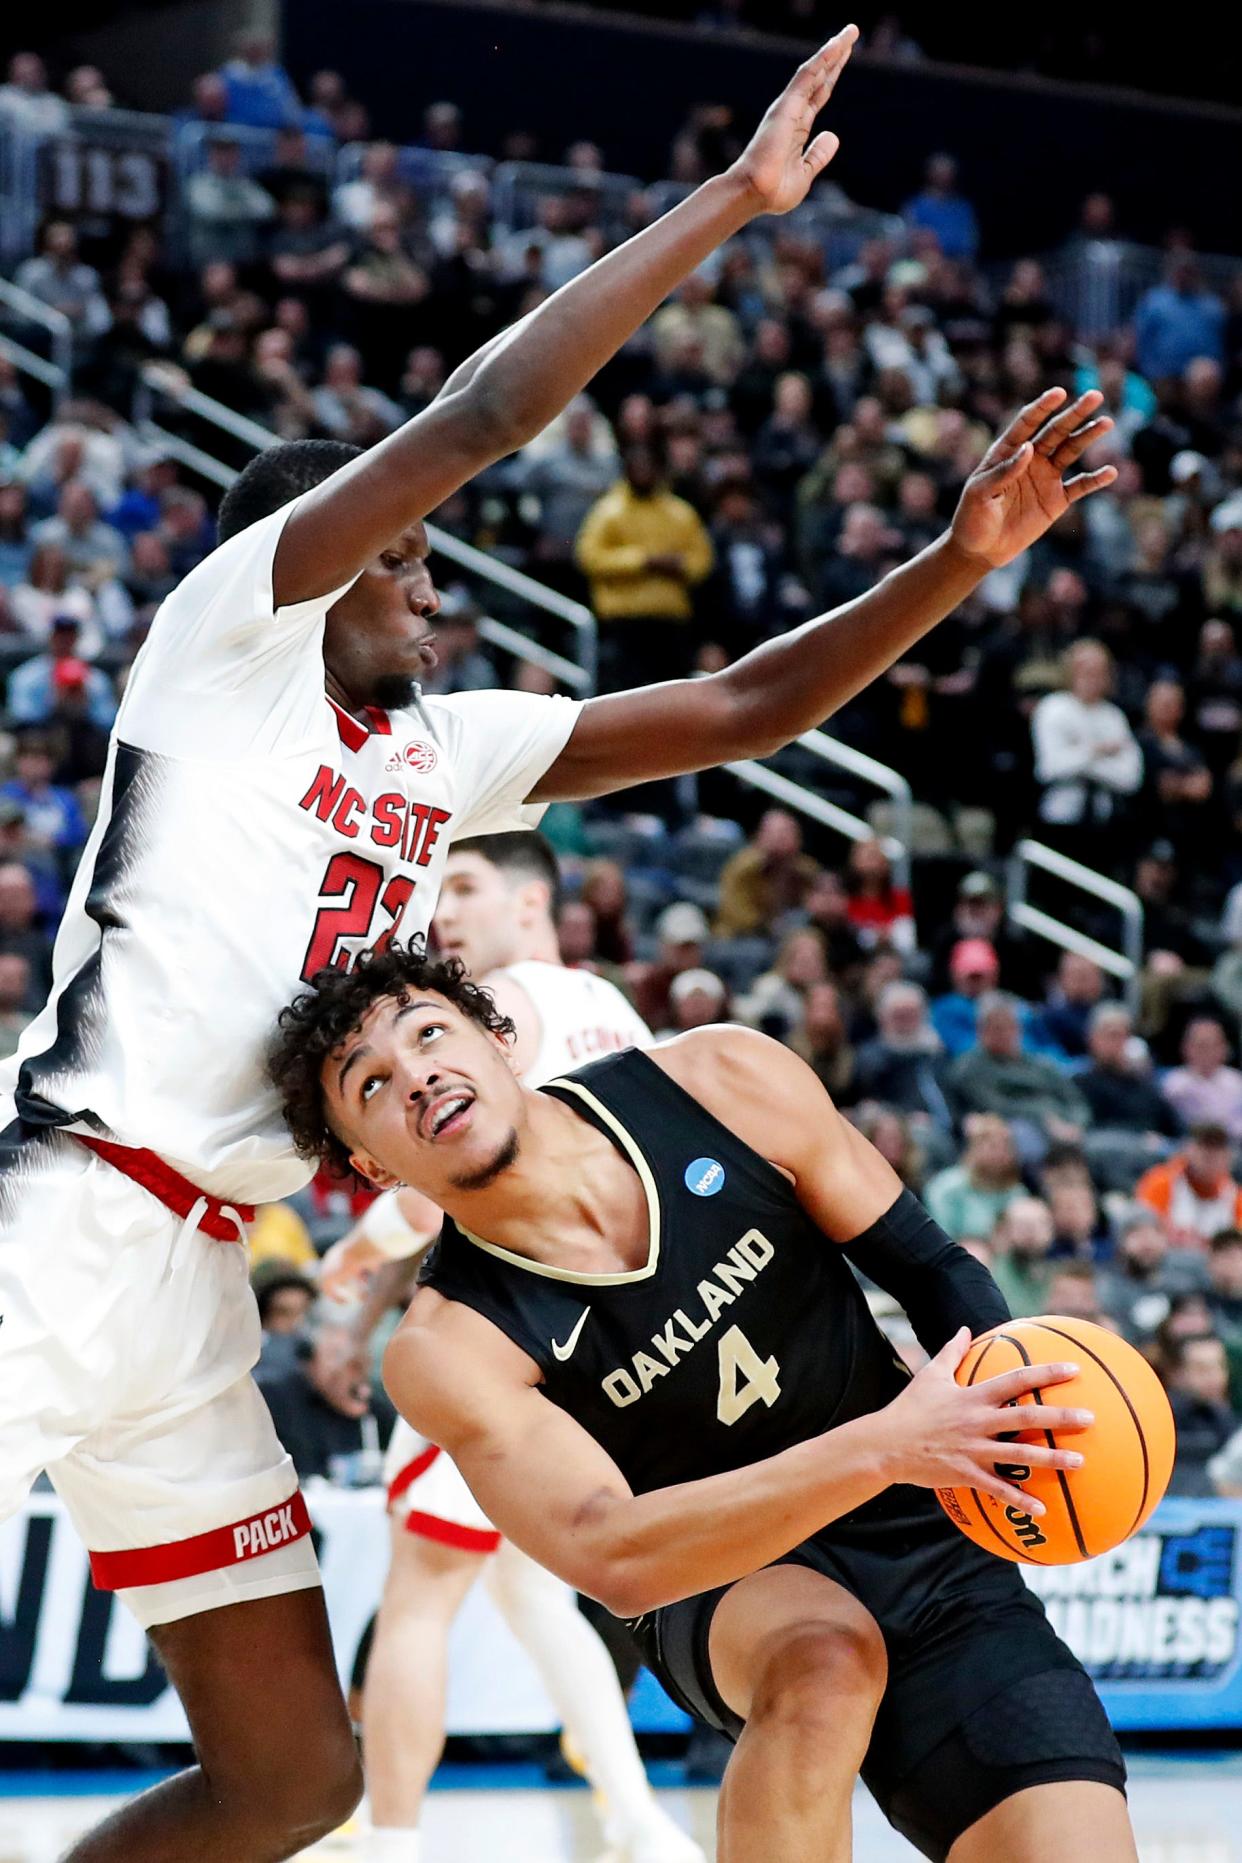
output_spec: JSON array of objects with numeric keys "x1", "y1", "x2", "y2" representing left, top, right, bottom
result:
[{"x1": 302, "y1": 854, "x2": 415, "y2": 978}]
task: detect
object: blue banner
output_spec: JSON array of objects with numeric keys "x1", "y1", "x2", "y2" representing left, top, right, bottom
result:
[{"x1": 1023, "y1": 1498, "x2": 1242, "y2": 1731}]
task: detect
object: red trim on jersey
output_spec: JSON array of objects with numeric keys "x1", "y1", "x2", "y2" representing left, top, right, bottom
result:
[
  {"x1": 89, "y1": 1491, "x2": 312, "y2": 1590},
  {"x1": 405, "y1": 1510, "x2": 502, "y2": 1555},
  {"x1": 364, "y1": 706, "x2": 392, "y2": 735},
  {"x1": 74, "y1": 1135, "x2": 254, "y2": 1241},
  {"x1": 386, "y1": 1441, "x2": 440, "y2": 1510},
  {"x1": 328, "y1": 697, "x2": 370, "y2": 753}
]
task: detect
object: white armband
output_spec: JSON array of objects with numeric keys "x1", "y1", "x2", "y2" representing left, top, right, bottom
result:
[{"x1": 357, "y1": 1188, "x2": 440, "y2": 1262}]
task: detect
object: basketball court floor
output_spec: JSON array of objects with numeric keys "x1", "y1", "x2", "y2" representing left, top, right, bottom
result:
[{"x1": 1, "y1": 1757, "x2": 1240, "y2": 1860}]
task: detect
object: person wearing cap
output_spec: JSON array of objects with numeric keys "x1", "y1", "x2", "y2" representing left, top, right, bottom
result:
[
  {"x1": 631, "y1": 900, "x2": 710, "y2": 1031},
  {"x1": 714, "y1": 808, "x2": 820, "y2": 938},
  {"x1": 928, "y1": 868, "x2": 1034, "y2": 995},
  {"x1": 1160, "y1": 1016, "x2": 1242, "y2": 1144},
  {"x1": 664, "y1": 966, "x2": 729, "y2": 1035},
  {"x1": 931, "y1": 937, "x2": 1000, "y2": 1057},
  {"x1": 1136, "y1": 1124, "x2": 1242, "y2": 1247},
  {"x1": 7, "y1": 615, "x2": 116, "y2": 730}
]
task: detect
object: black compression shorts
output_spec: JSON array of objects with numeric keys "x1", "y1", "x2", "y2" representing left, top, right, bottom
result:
[{"x1": 630, "y1": 1486, "x2": 1126, "y2": 1862}]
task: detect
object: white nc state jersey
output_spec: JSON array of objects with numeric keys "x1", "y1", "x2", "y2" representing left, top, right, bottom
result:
[
  {"x1": 499, "y1": 959, "x2": 651, "y2": 1087},
  {"x1": 1, "y1": 500, "x2": 580, "y2": 1203}
]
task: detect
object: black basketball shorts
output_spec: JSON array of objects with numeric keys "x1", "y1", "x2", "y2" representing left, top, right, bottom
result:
[{"x1": 630, "y1": 1489, "x2": 1126, "y2": 1862}]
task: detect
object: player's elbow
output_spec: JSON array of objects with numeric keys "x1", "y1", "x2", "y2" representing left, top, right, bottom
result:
[
  {"x1": 458, "y1": 374, "x2": 540, "y2": 459},
  {"x1": 583, "y1": 1555, "x2": 664, "y2": 1620},
  {"x1": 442, "y1": 378, "x2": 525, "y2": 466}
]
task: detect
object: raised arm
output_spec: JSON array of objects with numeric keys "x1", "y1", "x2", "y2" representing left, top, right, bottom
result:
[
  {"x1": 533, "y1": 389, "x2": 1118, "y2": 800},
  {"x1": 272, "y1": 28, "x2": 858, "y2": 607},
  {"x1": 385, "y1": 1288, "x2": 1088, "y2": 1616}
]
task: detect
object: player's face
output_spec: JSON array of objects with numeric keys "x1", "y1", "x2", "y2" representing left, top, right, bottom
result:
[
  {"x1": 434, "y1": 853, "x2": 519, "y2": 975},
  {"x1": 324, "y1": 990, "x2": 523, "y2": 1198},
  {"x1": 322, "y1": 521, "x2": 442, "y2": 708}
]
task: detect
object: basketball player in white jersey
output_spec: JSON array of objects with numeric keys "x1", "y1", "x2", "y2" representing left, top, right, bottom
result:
[
  {"x1": 325, "y1": 835, "x2": 695, "y2": 1862},
  {"x1": 0, "y1": 27, "x2": 1116, "y2": 1856}
]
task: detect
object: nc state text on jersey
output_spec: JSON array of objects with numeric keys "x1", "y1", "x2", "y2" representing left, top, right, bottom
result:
[
  {"x1": 299, "y1": 764, "x2": 452, "y2": 865},
  {"x1": 600, "y1": 1229, "x2": 775, "y2": 1408}
]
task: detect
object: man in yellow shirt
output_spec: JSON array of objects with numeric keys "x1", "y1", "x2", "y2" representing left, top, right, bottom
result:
[{"x1": 575, "y1": 442, "x2": 714, "y2": 689}]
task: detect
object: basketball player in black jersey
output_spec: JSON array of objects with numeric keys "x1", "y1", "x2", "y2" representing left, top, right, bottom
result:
[{"x1": 271, "y1": 950, "x2": 1136, "y2": 1863}]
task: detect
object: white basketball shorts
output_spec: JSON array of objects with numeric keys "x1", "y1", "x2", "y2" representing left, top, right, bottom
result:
[
  {"x1": 383, "y1": 1416, "x2": 501, "y2": 1555},
  {"x1": 0, "y1": 1126, "x2": 319, "y2": 1627}
]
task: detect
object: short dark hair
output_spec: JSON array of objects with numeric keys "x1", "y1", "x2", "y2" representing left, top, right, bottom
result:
[
  {"x1": 268, "y1": 944, "x2": 515, "y2": 1177},
  {"x1": 1211, "y1": 1227, "x2": 1242, "y2": 1254},
  {"x1": 217, "y1": 439, "x2": 361, "y2": 543},
  {"x1": 452, "y1": 832, "x2": 562, "y2": 916},
  {"x1": 250, "y1": 1260, "x2": 316, "y2": 1325}
]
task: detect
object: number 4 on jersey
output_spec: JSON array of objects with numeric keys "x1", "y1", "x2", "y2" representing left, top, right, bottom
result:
[{"x1": 716, "y1": 1324, "x2": 781, "y2": 1427}]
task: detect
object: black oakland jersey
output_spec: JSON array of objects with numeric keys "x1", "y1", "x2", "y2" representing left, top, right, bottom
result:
[{"x1": 421, "y1": 1047, "x2": 915, "y2": 1499}]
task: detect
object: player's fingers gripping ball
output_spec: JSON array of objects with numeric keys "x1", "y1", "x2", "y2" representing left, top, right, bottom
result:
[{"x1": 937, "y1": 1316, "x2": 1175, "y2": 1565}]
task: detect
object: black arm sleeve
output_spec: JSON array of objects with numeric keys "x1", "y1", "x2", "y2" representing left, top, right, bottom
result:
[{"x1": 841, "y1": 1187, "x2": 1011, "y2": 1356}]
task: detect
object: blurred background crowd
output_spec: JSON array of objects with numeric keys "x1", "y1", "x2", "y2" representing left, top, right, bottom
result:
[{"x1": 3, "y1": 15, "x2": 1242, "y2": 1503}]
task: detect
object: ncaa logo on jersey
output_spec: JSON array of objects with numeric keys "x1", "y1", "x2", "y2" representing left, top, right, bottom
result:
[
  {"x1": 685, "y1": 1157, "x2": 725, "y2": 1197},
  {"x1": 386, "y1": 741, "x2": 439, "y2": 775}
]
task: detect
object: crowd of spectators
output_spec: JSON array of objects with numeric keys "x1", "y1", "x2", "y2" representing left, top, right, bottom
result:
[{"x1": 5, "y1": 34, "x2": 1242, "y2": 1501}]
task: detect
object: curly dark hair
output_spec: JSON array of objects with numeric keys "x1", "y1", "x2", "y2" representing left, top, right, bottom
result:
[{"x1": 268, "y1": 943, "x2": 515, "y2": 1178}]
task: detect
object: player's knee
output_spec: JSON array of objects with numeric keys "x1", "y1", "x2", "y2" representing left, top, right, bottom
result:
[
  {"x1": 748, "y1": 1615, "x2": 887, "y2": 1754},
  {"x1": 239, "y1": 1724, "x2": 363, "y2": 1845}
]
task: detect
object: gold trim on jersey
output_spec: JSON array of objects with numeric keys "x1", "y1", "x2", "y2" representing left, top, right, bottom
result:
[{"x1": 458, "y1": 1077, "x2": 661, "y2": 1286}]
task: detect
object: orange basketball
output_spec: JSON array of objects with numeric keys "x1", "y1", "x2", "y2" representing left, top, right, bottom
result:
[{"x1": 936, "y1": 1316, "x2": 1175, "y2": 1566}]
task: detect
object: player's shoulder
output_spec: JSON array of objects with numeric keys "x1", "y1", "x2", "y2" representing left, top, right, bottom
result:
[
  {"x1": 420, "y1": 687, "x2": 571, "y2": 730},
  {"x1": 649, "y1": 1022, "x2": 807, "y2": 1108},
  {"x1": 384, "y1": 1285, "x2": 538, "y2": 1429}
]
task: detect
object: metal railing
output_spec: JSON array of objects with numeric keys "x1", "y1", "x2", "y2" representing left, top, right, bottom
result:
[
  {"x1": 728, "y1": 728, "x2": 913, "y2": 893},
  {"x1": 0, "y1": 277, "x2": 73, "y2": 400},
  {"x1": 134, "y1": 363, "x2": 599, "y2": 692},
  {"x1": 1007, "y1": 838, "x2": 1145, "y2": 1013}
]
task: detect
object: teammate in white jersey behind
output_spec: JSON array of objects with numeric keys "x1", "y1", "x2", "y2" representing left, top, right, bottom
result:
[
  {"x1": 0, "y1": 27, "x2": 1118, "y2": 1861},
  {"x1": 327, "y1": 834, "x2": 694, "y2": 1863}
]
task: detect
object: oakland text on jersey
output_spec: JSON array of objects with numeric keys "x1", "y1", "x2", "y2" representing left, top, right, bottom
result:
[
  {"x1": 298, "y1": 762, "x2": 452, "y2": 865},
  {"x1": 602, "y1": 1228, "x2": 775, "y2": 1408}
]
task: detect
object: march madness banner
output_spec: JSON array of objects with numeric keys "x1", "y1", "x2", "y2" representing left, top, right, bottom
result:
[
  {"x1": 1024, "y1": 1498, "x2": 1242, "y2": 1730},
  {"x1": 3, "y1": 1491, "x2": 1240, "y2": 1741}
]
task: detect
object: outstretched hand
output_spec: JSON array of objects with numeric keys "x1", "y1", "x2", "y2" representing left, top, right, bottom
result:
[
  {"x1": 876, "y1": 1327, "x2": 1092, "y2": 1514},
  {"x1": 730, "y1": 24, "x2": 859, "y2": 217},
  {"x1": 950, "y1": 388, "x2": 1118, "y2": 569}
]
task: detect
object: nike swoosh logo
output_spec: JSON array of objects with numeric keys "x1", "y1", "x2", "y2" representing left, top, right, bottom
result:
[{"x1": 551, "y1": 1306, "x2": 592, "y2": 1362}]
